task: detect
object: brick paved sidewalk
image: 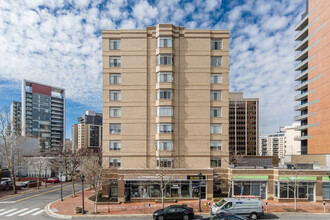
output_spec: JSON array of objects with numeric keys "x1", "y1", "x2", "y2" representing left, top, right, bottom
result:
[{"x1": 49, "y1": 189, "x2": 330, "y2": 216}]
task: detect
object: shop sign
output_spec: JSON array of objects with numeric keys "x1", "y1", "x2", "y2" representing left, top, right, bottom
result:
[{"x1": 187, "y1": 175, "x2": 206, "y2": 180}]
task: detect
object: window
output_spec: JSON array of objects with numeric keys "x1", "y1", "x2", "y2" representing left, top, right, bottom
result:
[
  {"x1": 210, "y1": 124, "x2": 221, "y2": 134},
  {"x1": 109, "y1": 158, "x2": 121, "y2": 167},
  {"x1": 210, "y1": 158, "x2": 221, "y2": 167},
  {"x1": 157, "y1": 54, "x2": 174, "y2": 65},
  {"x1": 157, "y1": 123, "x2": 174, "y2": 133},
  {"x1": 211, "y1": 56, "x2": 221, "y2": 67},
  {"x1": 210, "y1": 141, "x2": 222, "y2": 150},
  {"x1": 211, "y1": 90, "x2": 221, "y2": 101},
  {"x1": 110, "y1": 74, "x2": 121, "y2": 84},
  {"x1": 323, "y1": 183, "x2": 330, "y2": 200},
  {"x1": 110, "y1": 107, "x2": 121, "y2": 117},
  {"x1": 157, "y1": 140, "x2": 173, "y2": 151},
  {"x1": 157, "y1": 89, "x2": 173, "y2": 99},
  {"x1": 211, "y1": 73, "x2": 222, "y2": 84},
  {"x1": 211, "y1": 107, "x2": 221, "y2": 117},
  {"x1": 157, "y1": 72, "x2": 173, "y2": 83},
  {"x1": 110, "y1": 91, "x2": 121, "y2": 101},
  {"x1": 211, "y1": 39, "x2": 222, "y2": 50},
  {"x1": 274, "y1": 182, "x2": 278, "y2": 198},
  {"x1": 157, "y1": 37, "x2": 173, "y2": 48},
  {"x1": 110, "y1": 124, "x2": 121, "y2": 134},
  {"x1": 110, "y1": 40, "x2": 121, "y2": 50},
  {"x1": 110, "y1": 57, "x2": 121, "y2": 67},
  {"x1": 157, "y1": 158, "x2": 173, "y2": 168},
  {"x1": 110, "y1": 141, "x2": 121, "y2": 150},
  {"x1": 157, "y1": 106, "x2": 173, "y2": 117}
]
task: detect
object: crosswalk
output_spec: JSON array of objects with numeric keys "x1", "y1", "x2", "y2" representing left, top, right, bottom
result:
[{"x1": 0, "y1": 208, "x2": 44, "y2": 217}]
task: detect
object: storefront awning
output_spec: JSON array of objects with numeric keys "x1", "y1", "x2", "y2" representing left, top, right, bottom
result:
[
  {"x1": 279, "y1": 176, "x2": 317, "y2": 181},
  {"x1": 233, "y1": 175, "x2": 269, "y2": 180},
  {"x1": 322, "y1": 177, "x2": 330, "y2": 182}
]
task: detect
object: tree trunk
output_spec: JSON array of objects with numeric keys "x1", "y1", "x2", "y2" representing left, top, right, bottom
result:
[
  {"x1": 95, "y1": 189, "x2": 99, "y2": 213},
  {"x1": 71, "y1": 174, "x2": 76, "y2": 197},
  {"x1": 11, "y1": 167, "x2": 17, "y2": 194},
  {"x1": 37, "y1": 172, "x2": 40, "y2": 189}
]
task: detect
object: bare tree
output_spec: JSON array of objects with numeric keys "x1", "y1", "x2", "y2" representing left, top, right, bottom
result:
[
  {"x1": 0, "y1": 106, "x2": 27, "y2": 194},
  {"x1": 81, "y1": 150, "x2": 102, "y2": 213},
  {"x1": 279, "y1": 166, "x2": 299, "y2": 210},
  {"x1": 51, "y1": 147, "x2": 86, "y2": 197},
  {"x1": 24, "y1": 149, "x2": 49, "y2": 189}
]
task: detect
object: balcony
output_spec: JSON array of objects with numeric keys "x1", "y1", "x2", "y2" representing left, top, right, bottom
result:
[
  {"x1": 295, "y1": 66, "x2": 315, "y2": 81},
  {"x1": 294, "y1": 90, "x2": 313, "y2": 101},
  {"x1": 294, "y1": 80, "x2": 308, "y2": 91},
  {"x1": 294, "y1": 112, "x2": 315, "y2": 121},
  {"x1": 294, "y1": 135, "x2": 312, "y2": 141},
  {"x1": 295, "y1": 16, "x2": 319, "y2": 41},
  {"x1": 295, "y1": 8, "x2": 316, "y2": 31},
  {"x1": 295, "y1": 122, "x2": 320, "y2": 131},
  {"x1": 295, "y1": 47, "x2": 308, "y2": 61},
  {"x1": 51, "y1": 98, "x2": 63, "y2": 104},
  {"x1": 295, "y1": 37, "x2": 308, "y2": 51}
]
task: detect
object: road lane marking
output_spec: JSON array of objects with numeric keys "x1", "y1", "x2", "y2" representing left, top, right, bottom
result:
[
  {"x1": 0, "y1": 209, "x2": 17, "y2": 216},
  {"x1": 0, "y1": 209, "x2": 4, "y2": 212},
  {"x1": 32, "y1": 209, "x2": 45, "y2": 215},
  {"x1": 6, "y1": 208, "x2": 29, "y2": 216},
  {"x1": 0, "y1": 201, "x2": 16, "y2": 203},
  {"x1": 15, "y1": 184, "x2": 73, "y2": 202},
  {"x1": 18, "y1": 208, "x2": 40, "y2": 216}
]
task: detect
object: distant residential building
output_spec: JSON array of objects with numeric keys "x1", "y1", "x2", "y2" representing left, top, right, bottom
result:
[
  {"x1": 294, "y1": 0, "x2": 330, "y2": 154},
  {"x1": 10, "y1": 101, "x2": 21, "y2": 134},
  {"x1": 21, "y1": 80, "x2": 65, "y2": 152},
  {"x1": 72, "y1": 110, "x2": 102, "y2": 152},
  {"x1": 72, "y1": 124, "x2": 78, "y2": 152},
  {"x1": 229, "y1": 92, "x2": 259, "y2": 156},
  {"x1": 259, "y1": 123, "x2": 301, "y2": 158}
]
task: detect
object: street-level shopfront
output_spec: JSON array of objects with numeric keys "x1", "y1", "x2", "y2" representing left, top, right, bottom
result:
[
  {"x1": 274, "y1": 176, "x2": 316, "y2": 201},
  {"x1": 124, "y1": 177, "x2": 207, "y2": 201},
  {"x1": 323, "y1": 177, "x2": 330, "y2": 201},
  {"x1": 232, "y1": 175, "x2": 268, "y2": 199}
]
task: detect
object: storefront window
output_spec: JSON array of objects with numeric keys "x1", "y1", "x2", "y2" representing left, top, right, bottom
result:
[
  {"x1": 323, "y1": 183, "x2": 330, "y2": 200},
  {"x1": 213, "y1": 179, "x2": 222, "y2": 197},
  {"x1": 279, "y1": 182, "x2": 314, "y2": 199},
  {"x1": 233, "y1": 181, "x2": 265, "y2": 197},
  {"x1": 274, "y1": 182, "x2": 278, "y2": 198}
]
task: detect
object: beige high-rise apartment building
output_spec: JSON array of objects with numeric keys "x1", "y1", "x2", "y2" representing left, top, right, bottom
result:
[
  {"x1": 294, "y1": 0, "x2": 330, "y2": 154},
  {"x1": 102, "y1": 24, "x2": 229, "y2": 202}
]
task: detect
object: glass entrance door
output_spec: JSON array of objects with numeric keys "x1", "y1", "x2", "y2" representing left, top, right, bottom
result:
[{"x1": 307, "y1": 184, "x2": 314, "y2": 201}]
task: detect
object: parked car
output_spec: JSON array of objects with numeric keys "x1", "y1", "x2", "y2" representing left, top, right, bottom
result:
[
  {"x1": 21, "y1": 181, "x2": 36, "y2": 187},
  {"x1": 210, "y1": 198, "x2": 264, "y2": 220},
  {"x1": 204, "y1": 212, "x2": 249, "y2": 220},
  {"x1": 45, "y1": 178, "x2": 59, "y2": 183},
  {"x1": 153, "y1": 205, "x2": 194, "y2": 220},
  {"x1": 0, "y1": 180, "x2": 13, "y2": 186}
]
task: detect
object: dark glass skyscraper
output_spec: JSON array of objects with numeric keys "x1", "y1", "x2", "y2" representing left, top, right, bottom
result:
[{"x1": 22, "y1": 80, "x2": 65, "y2": 152}]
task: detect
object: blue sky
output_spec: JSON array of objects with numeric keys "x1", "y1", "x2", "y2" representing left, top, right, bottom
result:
[{"x1": 0, "y1": 0, "x2": 306, "y2": 139}]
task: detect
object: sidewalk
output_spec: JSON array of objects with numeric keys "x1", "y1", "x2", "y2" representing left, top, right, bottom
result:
[{"x1": 48, "y1": 189, "x2": 330, "y2": 217}]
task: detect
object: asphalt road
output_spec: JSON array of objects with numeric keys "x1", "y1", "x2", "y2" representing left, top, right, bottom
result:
[
  {"x1": 0, "y1": 185, "x2": 329, "y2": 219},
  {"x1": 0, "y1": 182, "x2": 81, "y2": 220}
]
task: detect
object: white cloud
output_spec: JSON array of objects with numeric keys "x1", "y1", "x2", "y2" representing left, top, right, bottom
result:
[{"x1": 0, "y1": 0, "x2": 306, "y2": 134}]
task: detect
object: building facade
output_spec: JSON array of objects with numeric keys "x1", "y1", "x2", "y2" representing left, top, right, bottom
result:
[
  {"x1": 72, "y1": 110, "x2": 102, "y2": 152},
  {"x1": 229, "y1": 92, "x2": 258, "y2": 156},
  {"x1": 102, "y1": 24, "x2": 230, "y2": 201},
  {"x1": 294, "y1": 0, "x2": 330, "y2": 154},
  {"x1": 21, "y1": 80, "x2": 65, "y2": 152},
  {"x1": 10, "y1": 101, "x2": 21, "y2": 134},
  {"x1": 259, "y1": 123, "x2": 301, "y2": 158}
]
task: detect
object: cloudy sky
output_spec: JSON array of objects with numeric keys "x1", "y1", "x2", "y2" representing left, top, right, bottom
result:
[{"x1": 0, "y1": 0, "x2": 305, "y2": 138}]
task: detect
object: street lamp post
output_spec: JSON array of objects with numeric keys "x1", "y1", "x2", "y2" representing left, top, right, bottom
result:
[
  {"x1": 60, "y1": 174, "x2": 63, "y2": 201},
  {"x1": 198, "y1": 172, "x2": 202, "y2": 212},
  {"x1": 81, "y1": 174, "x2": 85, "y2": 214}
]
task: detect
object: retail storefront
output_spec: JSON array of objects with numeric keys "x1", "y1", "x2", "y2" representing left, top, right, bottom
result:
[
  {"x1": 274, "y1": 176, "x2": 316, "y2": 201},
  {"x1": 124, "y1": 179, "x2": 207, "y2": 200},
  {"x1": 323, "y1": 177, "x2": 330, "y2": 201},
  {"x1": 231, "y1": 175, "x2": 268, "y2": 199}
]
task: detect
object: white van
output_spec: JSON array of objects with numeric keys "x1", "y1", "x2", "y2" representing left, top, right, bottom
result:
[{"x1": 210, "y1": 198, "x2": 264, "y2": 219}]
